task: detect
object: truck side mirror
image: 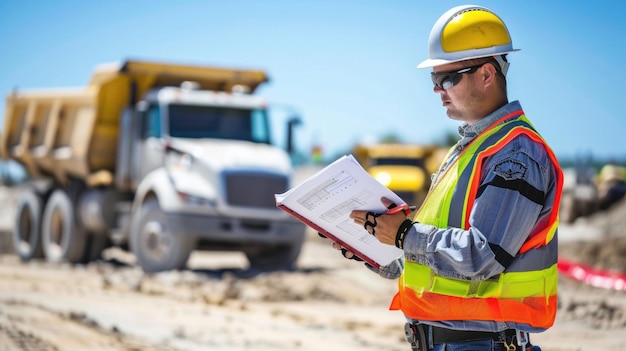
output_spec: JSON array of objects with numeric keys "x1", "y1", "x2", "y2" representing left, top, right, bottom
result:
[
  {"x1": 136, "y1": 100, "x2": 149, "y2": 113},
  {"x1": 286, "y1": 116, "x2": 302, "y2": 154}
]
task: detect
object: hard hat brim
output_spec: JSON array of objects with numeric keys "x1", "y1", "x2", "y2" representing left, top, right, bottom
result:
[{"x1": 417, "y1": 49, "x2": 520, "y2": 69}]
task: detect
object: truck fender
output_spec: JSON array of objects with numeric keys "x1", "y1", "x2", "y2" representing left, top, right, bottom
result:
[{"x1": 131, "y1": 168, "x2": 179, "y2": 215}]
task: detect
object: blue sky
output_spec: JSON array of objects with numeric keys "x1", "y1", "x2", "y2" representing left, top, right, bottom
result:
[{"x1": 1, "y1": 1, "x2": 625, "y2": 163}]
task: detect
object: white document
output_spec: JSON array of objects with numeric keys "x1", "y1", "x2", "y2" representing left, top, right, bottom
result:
[{"x1": 275, "y1": 154, "x2": 405, "y2": 268}]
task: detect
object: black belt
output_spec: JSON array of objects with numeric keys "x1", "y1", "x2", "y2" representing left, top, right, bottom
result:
[
  {"x1": 405, "y1": 323, "x2": 519, "y2": 350},
  {"x1": 432, "y1": 325, "x2": 516, "y2": 343}
]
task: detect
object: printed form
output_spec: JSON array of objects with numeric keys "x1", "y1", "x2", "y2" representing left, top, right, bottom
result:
[{"x1": 275, "y1": 154, "x2": 405, "y2": 268}]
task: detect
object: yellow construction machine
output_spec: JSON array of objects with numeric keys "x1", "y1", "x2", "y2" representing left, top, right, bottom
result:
[{"x1": 352, "y1": 143, "x2": 447, "y2": 208}]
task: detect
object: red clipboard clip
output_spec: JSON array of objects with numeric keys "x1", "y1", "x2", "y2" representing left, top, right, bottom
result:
[{"x1": 384, "y1": 203, "x2": 416, "y2": 216}]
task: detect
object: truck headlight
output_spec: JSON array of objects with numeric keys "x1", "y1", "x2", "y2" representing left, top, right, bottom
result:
[
  {"x1": 167, "y1": 153, "x2": 193, "y2": 171},
  {"x1": 374, "y1": 172, "x2": 392, "y2": 187},
  {"x1": 176, "y1": 192, "x2": 214, "y2": 206},
  {"x1": 168, "y1": 168, "x2": 217, "y2": 206}
]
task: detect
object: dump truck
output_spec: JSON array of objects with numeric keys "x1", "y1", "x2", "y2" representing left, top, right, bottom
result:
[
  {"x1": 0, "y1": 60, "x2": 307, "y2": 272},
  {"x1": 353, "y1": 143, "x2": 447, "y2": 208}
]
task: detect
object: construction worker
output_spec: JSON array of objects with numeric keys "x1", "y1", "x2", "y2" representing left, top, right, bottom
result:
[
  {"x1": 340, "y1": 5, "x2": 563, "y2": 351},
  {"x1": 596, "y1": 161, "x2": 626, "y2": 210}
]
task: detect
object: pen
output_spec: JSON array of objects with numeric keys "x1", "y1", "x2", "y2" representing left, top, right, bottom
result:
[{"x1": 385, "y1": 204, "x2": 417, "y2": 215}]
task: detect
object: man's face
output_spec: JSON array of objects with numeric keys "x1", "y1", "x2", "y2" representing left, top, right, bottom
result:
[{"x1": 431, "y1": 61, "x2": 485, "y2": 124}]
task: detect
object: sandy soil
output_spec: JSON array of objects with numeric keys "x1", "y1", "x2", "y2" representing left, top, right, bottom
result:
[{"x1": 1, "y1": 186, "x2": 625, "y2": 351}]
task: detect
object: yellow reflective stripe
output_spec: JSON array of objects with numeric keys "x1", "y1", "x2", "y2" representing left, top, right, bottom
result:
[
  {"x1": 402, "y1": 262, "x2": 557, "y2": 299},
  {"x1": 414, "y1": 166, "x2": 456, "y2": 226},
  {"x1": 546, "y1": 217, "x2": 558, "y2": 243}
]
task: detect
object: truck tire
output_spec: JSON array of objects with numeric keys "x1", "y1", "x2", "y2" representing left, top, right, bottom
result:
[
  {"x1": 41, "y1": 189, "x2": 87, "y2": 263},
  {"x1": 130, "y1": 198, "x2": 195, "y2": 273},
  {"x1": 12, "y1": 189, "x2": 44, "y2": 261},
  {"x1": 245, "y1": 241, "x2": 303, "y2": 271}
]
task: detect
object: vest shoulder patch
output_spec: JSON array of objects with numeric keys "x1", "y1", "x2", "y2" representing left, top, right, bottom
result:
[{"x1": 494, "y1": 159, "x2": 527, "y2": 180}]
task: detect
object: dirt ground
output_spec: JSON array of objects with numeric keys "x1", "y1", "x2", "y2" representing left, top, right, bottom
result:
[{"x1": 1, "y1": 186, "x2": 626, "y2": 351}]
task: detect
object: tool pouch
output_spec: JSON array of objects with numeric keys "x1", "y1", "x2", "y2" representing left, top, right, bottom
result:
[{"x1": 404, "y1": 323, "x2": 428, "y2": 351}]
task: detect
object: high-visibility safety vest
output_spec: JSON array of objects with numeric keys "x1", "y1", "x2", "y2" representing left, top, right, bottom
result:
[{"x1": 390, "y1": 110, "x2": 563, "y2": 329}]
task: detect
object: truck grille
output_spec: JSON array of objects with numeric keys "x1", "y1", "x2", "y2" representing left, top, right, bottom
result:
[{"x1": 224, "y1": 171, "x2": 288, "y2": 209}]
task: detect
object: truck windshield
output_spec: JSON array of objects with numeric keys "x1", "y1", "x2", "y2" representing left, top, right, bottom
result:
[{"x1": 168, "y1": 104, "x2": 271, "y2": 144}]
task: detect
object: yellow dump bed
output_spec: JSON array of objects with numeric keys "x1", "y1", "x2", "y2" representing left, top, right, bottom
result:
[{"x1": 0, "y1": 60, "x2": 269, "y2": 185}]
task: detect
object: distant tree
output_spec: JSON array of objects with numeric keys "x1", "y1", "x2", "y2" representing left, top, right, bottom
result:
[
  {"x1": 435, "y1": 130, "x2": 458, "y2": 147},
  {"x1": 379, "y1": 132, "x2": 403, "y2": 144}
]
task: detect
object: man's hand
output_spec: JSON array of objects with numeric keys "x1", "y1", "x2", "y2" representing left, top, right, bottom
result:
[
  {"x1": 318, "y1": 232, "x2": 364, "y2": 261},
  {"x1": 350, "y1": 197, "x2": 409, "y2": 246},
  {"x1": 318, "y1": 196, "x2": 411, "y2": 261},
  {"x1": 331, "y1": 242, "x2": 363, "y2": 261}
]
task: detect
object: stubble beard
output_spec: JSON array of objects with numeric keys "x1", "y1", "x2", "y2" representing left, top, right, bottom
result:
[
  {"x1": 445, "y1": 89, "x2": 483, "y2": 124},
  {"x1": 445, "y1": 103, "x2": 463, "y2": 121}
]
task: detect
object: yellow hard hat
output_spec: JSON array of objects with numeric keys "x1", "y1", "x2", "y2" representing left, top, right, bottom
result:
[{"x1": 417, "y1": 5, "x2": 519, "y2": 69}]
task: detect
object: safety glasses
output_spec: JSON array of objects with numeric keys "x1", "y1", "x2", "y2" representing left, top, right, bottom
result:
[{"x1": 431, "y1": 62, "x2": 488, "y2": 90}]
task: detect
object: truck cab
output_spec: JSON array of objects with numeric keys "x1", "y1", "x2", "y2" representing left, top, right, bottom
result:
[
  {"x1": 131, "y1": 84, "x2": 279, "y2": 184},
  {"x1": 117, "y1": 83, "x2": 304, "y2": 272}
]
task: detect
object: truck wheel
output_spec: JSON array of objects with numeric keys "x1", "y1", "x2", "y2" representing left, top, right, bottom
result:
[
  {"x1": 41, "y1": 189, "x2": 87, "y2": 263},
  {"x1": 130, "y1": 199, "x2": 194, "y2": 273},
  {"x1": 245, "y1": 242, "x2": 303, "y2": 271},
  {"x1": 12, "y1": 190, "x2": 44, "y2": 261}
]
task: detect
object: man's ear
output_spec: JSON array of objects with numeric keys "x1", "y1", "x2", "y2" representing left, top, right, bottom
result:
[{"x1": 482, "y1": 63, "x2": 498, "y2": 88}]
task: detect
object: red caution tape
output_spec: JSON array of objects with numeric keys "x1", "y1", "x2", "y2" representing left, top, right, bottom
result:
[{"x1": 558, "y1": 258, "x2": 626, "y2": 291}]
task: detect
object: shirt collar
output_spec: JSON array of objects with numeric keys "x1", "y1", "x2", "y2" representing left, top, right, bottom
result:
[{"x1": 457, "y1": 100, "x2": 522, "y2": 145}]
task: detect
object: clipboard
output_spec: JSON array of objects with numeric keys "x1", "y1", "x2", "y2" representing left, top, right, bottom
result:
[{"x1": 275, "y1": 154, "x2": 405, "y2": 268}]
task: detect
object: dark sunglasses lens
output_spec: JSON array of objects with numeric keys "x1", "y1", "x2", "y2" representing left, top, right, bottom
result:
[
  {"x1": 431, "y1": 73, "x2": 444, "y2": 88},
  {"x1": 432, "y1": 72, "x2": 461, "y2": 90}
]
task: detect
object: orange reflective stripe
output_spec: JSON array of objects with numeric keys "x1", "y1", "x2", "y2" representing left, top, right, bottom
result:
[
  {"x1": 519, "y1": 133, "x2": 563, "y2": 252},
  {"x1": 390, "y1": 288, "x2": 557, "y2": 328},
  {"x1": 520, "y1": 215, "x2": 559, "y2": 253},
  {"x1": 464, "y1": 127, "x2": 529, "y2": 228}
]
